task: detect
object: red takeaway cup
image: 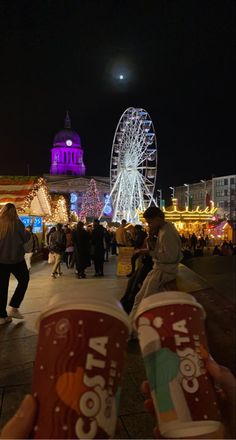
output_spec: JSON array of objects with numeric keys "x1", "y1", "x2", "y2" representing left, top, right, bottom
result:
[
  {"x1": 31, "y1": 291, "x2": 131, "y2": 439},
  {"x1": 134, "y1": 291, "x2": 225, "y2": 439}
]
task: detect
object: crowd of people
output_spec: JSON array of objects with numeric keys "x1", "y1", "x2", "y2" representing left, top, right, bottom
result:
[
  {"x1": 180, "y1": 232, "x2": 236, "y2": 259},
  {"x1": 45, "y1": 218, "x2": 151, "y2": 280},
  {"x1": 46, "y1": 219, "x2": 115, "y2": 279},
  {"x1": 212, "y1": 240, "x2": 236, "y2": 256}
]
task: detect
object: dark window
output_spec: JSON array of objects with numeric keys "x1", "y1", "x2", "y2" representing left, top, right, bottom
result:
[
  {"x1": 224, "y1": 190, "x2": 228, "y2": 196},
  {"x1": 230, "y1": 177, "x2": 235, "y2": 184},
  {"x1": 224, "y1": 179, "x2": 228, "y2": 185},
  {"x1": 224, "y1": 201, "x2": 228, "y2": 208}
]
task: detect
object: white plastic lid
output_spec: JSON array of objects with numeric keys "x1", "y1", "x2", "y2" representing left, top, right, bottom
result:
[
  {"x1": 134, "y1": 291, "x2": 206, "y2": 329},
  {"x1": 37, "y1": 291, "x2": 131, "y2": 333}
]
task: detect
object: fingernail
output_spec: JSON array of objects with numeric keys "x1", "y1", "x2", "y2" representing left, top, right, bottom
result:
[{"x1": 17, "y1": 394, "x2": 33, "y2": 418}]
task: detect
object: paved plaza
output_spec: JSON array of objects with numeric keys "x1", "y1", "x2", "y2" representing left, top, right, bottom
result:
[{"x1": 0, "y1": 256, "x2": 235, "y2": 438}]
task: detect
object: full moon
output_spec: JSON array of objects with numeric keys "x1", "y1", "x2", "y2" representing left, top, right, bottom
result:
[{"x1": 119, "y1": 74, "x2": 124, "y2": 80}]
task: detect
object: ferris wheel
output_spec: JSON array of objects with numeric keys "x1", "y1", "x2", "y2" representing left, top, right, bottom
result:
[{"x1": 106, "y1": 107, "x2": 157, "y2": 223}]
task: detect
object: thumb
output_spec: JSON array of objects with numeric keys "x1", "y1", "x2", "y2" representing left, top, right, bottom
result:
[{"x1": 1, "y1": 394, "x2": 37, "y2": 439}]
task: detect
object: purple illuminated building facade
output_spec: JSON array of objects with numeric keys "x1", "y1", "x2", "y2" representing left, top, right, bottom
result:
[{"x1": 50, "y1": 113, "x2": 86, "y2": 176}]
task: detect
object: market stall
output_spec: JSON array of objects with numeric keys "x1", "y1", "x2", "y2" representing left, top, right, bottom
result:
[
  {"x1": 0, "y1": 176, "x2": 52, "y2": 243},
  {"x1": 0, "y1": 176, "x2": 69, "y2": 245}
]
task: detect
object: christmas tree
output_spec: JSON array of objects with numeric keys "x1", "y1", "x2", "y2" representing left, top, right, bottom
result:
[{"x1": 79, "y1": 179, "x2": 103, "y2": 220}]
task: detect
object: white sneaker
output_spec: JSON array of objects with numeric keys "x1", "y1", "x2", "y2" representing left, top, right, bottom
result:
[
  {"x1": 51, "y1": 273, "x2": 57, "y2": 278},
  {"x1": 8, "y1": 308, "x2": 24, "y2": 320},
  {"x1": 0, "y1": 316, "x2": 12, "y2": 325}
]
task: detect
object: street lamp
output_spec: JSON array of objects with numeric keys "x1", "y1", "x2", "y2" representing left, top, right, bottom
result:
[
  {"x1": 184, "y1": 183, "x2": 190, "y2": 209},
  {"x1": 157, "y1": 189, "x2": 162, "y2": 208},
  {"x1": 200, "y1": 179, "x2": 207, "y2": 208},
  {"x1": 169, "y1": 186, "x2": 175, "y2": 198}
]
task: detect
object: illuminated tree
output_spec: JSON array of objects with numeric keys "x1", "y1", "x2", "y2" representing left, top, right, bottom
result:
[{"x1": 79, "y1": 179, "x2": 103, "y2": 220}]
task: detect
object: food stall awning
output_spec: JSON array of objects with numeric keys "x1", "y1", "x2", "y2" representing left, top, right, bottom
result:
[{"x1": 0, "y1": 176, "x2": 52, "y2": 217}]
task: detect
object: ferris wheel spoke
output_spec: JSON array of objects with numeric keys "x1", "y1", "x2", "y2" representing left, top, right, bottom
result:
[{"x1": 143, "y1": 175, "x2": 156, "y2": 186}]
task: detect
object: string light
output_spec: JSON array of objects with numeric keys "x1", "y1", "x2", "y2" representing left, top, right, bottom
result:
[
  {"x1": 51, "y1": 195, "x2": 69, "y2": 224},
  {"x1": 18, "y1": 177, "x2": 52, "y2": 216},
  {"x1": 138, "y1": 206, "x2": 218, "y2": 236}
]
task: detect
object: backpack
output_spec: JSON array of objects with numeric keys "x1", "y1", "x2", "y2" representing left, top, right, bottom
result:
[{"x1": 49, "y1": 231, "x2": 66, "y2": 253}]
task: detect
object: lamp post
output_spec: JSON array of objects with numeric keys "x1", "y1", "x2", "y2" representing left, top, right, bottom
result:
[
  {"x1": 157, "y1": 189, "x2": 162, "y2": 208},
  {"x1": 169, "y1": 186, "x2": 175, "y2": 198},
  {"x1": 184, "y1": 183, "x2": 190, "y2": 209},
  {"x1": 200, "y1": 179, "x2": 207, "y2": 209}
]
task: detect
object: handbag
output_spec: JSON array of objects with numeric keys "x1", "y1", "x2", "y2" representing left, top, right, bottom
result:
[{"x1": 48, "y1": 252, "x2": 56, "y2": 264}]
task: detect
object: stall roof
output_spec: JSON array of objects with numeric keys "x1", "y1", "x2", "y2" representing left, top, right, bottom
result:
[{"x1": 0, "y1": 176, "x2": 52, "y2": 216}]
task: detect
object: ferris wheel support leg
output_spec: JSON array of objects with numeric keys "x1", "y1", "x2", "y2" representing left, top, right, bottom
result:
[
  {"x1": 140, "y1": 174, "x2": 158, "y2": 207},
  {"x1": 137, "y1": 176, "x2": 145, "y2": 213},
  {"x1": 112, "y1": 174, "x2": 123, "y2": 223}
]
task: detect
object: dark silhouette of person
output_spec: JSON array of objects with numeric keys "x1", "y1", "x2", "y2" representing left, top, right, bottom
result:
[
  {"x1": 91, "y1": 219, "x2": 105, "y2": 277},
  {"x1": 127, "y1": 225, "x2": 147, "y2": 277},
  {"x1": 190, "y1": 233, "x2": 198, "y2": 251},
  {"x1": 72, "y1": 222, "x2": 91, "y2": 278}
]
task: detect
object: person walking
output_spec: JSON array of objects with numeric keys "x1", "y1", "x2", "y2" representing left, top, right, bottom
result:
[
  {"x1": 64, "y1": 226, "x2": 74, "y2": 268},
  {"x1": 91, "y1": 219, "x2": 105, "y2": 277},
  {"x1": 110, "y1": 230, "x2": 118, "y2": 255},
  {"x1": 129, "y1": 207, "x2": 183, "y2": 322},
  {"x1": 72, "y1": 222, "x2": 91, "y2": 278},
  {"x1": 104, "y1": 228, "x2": 111, "y2": 262},
  {"x1": 24, "y1": 225, "x2": 39, "y2": 270},
  {"x1": 49, "y1": 223, "x2": 66, "y2": 278},
  {"x1": 0, "y1": 203, "x2": 31, "y2": 325}
]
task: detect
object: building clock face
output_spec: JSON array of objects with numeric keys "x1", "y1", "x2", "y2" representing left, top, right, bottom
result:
[{"x1": 66, "y1": 139, "x2": 72, "y2": 146}]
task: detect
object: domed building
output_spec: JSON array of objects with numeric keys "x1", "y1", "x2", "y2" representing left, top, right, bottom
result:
[
  {"x1": 46, "y1": 113, "x2": 111, "y2": 219},
  {"x1": 50, "y1": 113, "x2": 86, "y2": 176}
]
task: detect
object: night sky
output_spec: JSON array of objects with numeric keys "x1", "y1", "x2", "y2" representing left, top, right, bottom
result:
[{"x1": 0, "y1": 0, "x2": 235, "y2": 199}]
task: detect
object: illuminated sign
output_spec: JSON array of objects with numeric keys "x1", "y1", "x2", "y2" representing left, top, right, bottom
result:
[
  {"x1": 20, "y1": 216, "x2": 32, "y2": 228},
  {"x1": 19, "y1": 216, "x2": 43, "y2": 233},
  {"x1": 33, "y1": 217, "x2": 43, "y2": 233}
]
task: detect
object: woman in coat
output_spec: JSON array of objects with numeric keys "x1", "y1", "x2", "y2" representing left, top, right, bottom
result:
[{"x1": 0, "y1": 203, "x2": 31, "y2": 325}]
